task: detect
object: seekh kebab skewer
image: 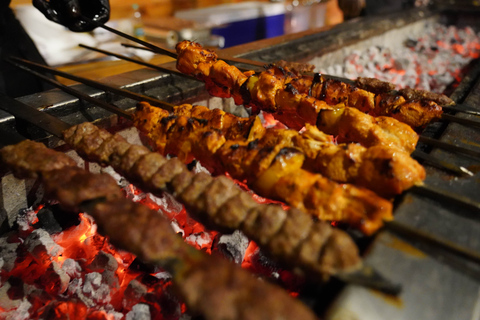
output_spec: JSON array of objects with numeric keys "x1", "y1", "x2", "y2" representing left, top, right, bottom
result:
[
  {"x1": 135, "y1": 102, "x2": 425, "y2": 199},
  {"x1": 0, "y1": 140, "x2": 320, "y2": 320},
  {"x1": 61, "y1": 122, "x2": 367, "y2": 270},
  {"x1": 133, "y1": 102, "x2": 393, "y2": 235},
  {"x1": 1, "y1": 95, "x2": 404, "y2": 293}
]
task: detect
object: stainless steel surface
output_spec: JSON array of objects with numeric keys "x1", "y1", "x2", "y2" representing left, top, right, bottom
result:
[{"x1": 0, "y1": 94, "x2": 69, "y2": 139}]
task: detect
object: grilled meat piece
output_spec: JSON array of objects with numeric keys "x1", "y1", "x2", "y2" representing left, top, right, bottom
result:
[
  {"x1": 176, "y1": 40, "x2": 453, "y2": 132},
  {"x1": 134, "y1": 102, "x2": 395, "y2": 234},
  {"x1": 316, "y1": 106, "x2": 419, "y2": 153},
  {"x1": 176, "y1": 40, "x2": 253, "y2": 104},
  {"x1": 355, "y1": 77, "x2": 396, "y2": 94},
  {"x1": 0, "y1": 140, "x2": 77, "y2": 179},
  {"x1": 306, "y1": 75, "x2": 444, "y2": 130},
  {"x1": 375, "y1": 94, "x2": 443, "y2": 129},
  {"x1": 274, "y1": 60, "x2": 316, "y2": 74},
  {"x1": 175, "y1": 41, "x2": 420, "y2": 152},
  {"x1": 0, "y1": 140, "x2": 320, "y2": 320},
  {"x1": 399, "y1": 87, "x2": 454, "y2": 106},
  {"x1": 61, "y1": 122, "x2": 362, "y2": 279},
  {"x1": 136, "y1": 101, "x2": 425, "y2": 199}
]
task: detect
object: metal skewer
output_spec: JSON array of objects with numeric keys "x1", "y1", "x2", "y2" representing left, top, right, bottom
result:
[
  {"x1": 117, "y1": 31, "x2": 480, "y2": 120},
  {"x1": 384, "y1": 220, "x2": 480, "y2": 264},
  {"x1": 9, "y1": 58, "x2": 480, "y2": 210},
  {"x1": 6, "y1": 58, "x2": 134, "y2": 121},
  {"x1": 411, "y1": 150, "x2": 474, "y2": 176},
  {"x1": 418, "y1": 136, "x2": 480, "y2": 161},
  {"x1": 443, "y1": 104, "x2": 480, "y2": 117},
  {"x1": 78, "y1": 44, "x2": 193, "y2": 81},
  {"x1": 8, "y1": 56, "x2": 175, "y2": 112},
  {"x1": 9, "y1": 56, "x2": 477, "y2": 177},
  {"x1": 61, "y1": 44, "x2": 480, "y2": 167},
  {"x1": 4, "y1": 73, "x2": 480, "y2": 281}
]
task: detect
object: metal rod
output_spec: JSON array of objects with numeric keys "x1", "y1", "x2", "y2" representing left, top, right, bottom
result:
[
  {"x1": 12, "y1": 56, "x2": 477, "y2": 177},
  {"x1": 78, "y1": 44, "x2": 194, "y2": 81},
  {"x1": 411, "y1": 184, "x2": 480, "y2": 214},
  {"x1": 411, "y1": 149, "x2": 474, "y2": 176},
  {"x1": 441, "y1": 113, "x2": 480, "y2": 129},
  {"x1": 120, "y1": 42, "x2": 264, "y2": 73},
  {"x1": 0, "y1": 93, "x2": 69, "y2": 138},
  {"x1": 418, "y1": 136, "x2": 480, "y2": 161},
  {"x1": 8, "y1": 56, "x2": 175, "y2": 112},
  {"x1": 4, "y1": 85, "x2": 480, "y2": 277},
  {"x1": 384, "y1": 220, "x2": 480, "y2": 264},
  {"x1": 444, "y1": 104, "x2": 480, "y2": 117},
  {"x1": 82, "y1": 17, "x2": 178, "y2": 59},
  {"x1": 7, "y1": 58, "x2": 134, "y2": 121},
  {"x1": 0, "y1": 95, "x2": 398, "y2": 293},
  {"x1": 122, "y1": 37, "x2": 480, "y2": 117}
]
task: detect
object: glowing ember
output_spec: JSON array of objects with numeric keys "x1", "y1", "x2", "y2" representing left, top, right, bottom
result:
[
  {"x1": 0, "y1": 172, "x2": 302, "y2": 319},
  {"x1": 321, "y1": 24, "x2": 480, "y2": 93}
]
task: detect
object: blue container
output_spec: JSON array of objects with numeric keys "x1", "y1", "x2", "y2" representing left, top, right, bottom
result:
[{"x1": 175, "y1": 2, "x2": 285, "y2": 48}]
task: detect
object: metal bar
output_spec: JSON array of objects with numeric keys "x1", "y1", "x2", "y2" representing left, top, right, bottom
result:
[
  {"x1": 384, "y1": 220, "x2": 480, "y2": 264},
  {"x1": 11, "y1": 57, "x2": 477, "y2": 178},
  {"x1": 8, "y1": 57, "x2": 175, "y2": 112},
  {"x1": 411, "y1": 184, "x2": 480, "y2": 214},
  {"x1": 78, "y1": 44, "x2": 194, "y2": 81},
  {"x1": 120, "y1": 42, "x2": 263, "y2": 73},
  {"x1": 411, "y1": 149, "x2": 473, "y2": 176},
  {"x1": 444, "y1": 104, "x2": 480, "y2": 117},
  {"x1": 0, "y1": 125, "x2": 27, "y2": 147},
  {"x1": 441, "y1": 113, "x2": 480, "y2": 129},
  {"x1": 4, "y1": 85, "x2": 480, "y2": 289},
  {"x1": 7, "y1": 58, "x2": 134, "y2": 121},
  {"x1": 418, "y1": 136, "x2": 480, "y2": 160},
  {"x1": 0, "y1": 95, "x2": 398, "y2": 293},
  {"x1": 0, "y1": 93, "x2": 69, "y2": 138},
  {"x1": 82, "y1": 17, "x2": 178, "y2": 59}
]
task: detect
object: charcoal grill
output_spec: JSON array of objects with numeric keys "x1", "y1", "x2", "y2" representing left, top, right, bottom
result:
[{"x1": 1, "y1": 4, "x2": 480, "y2": 320}]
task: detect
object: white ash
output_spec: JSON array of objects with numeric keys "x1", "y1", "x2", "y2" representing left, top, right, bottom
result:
[
  {"x1": 185, "y1": 232, "x2": 213, "y2": 249},
  {"x1": 153, "y1": 271, "x2": 172, "y2": 284},
  {"x1": 15, "y1": 208, "x2": 39, "y2": 233},
  {"x1": 146, "y1": 192, "x2": 184, "y2": 216},
  {"x1": 189, "y1": 160, "x2": 211, "y2": 175},
  {"x1": 320, "y1": 24, "x2": 480, "y2": 93},
  {"x1": 23, "y1": 229, "x2": 63, "y2": 261},
  {"x1": 81, "y1": 272, "x2": 112, "y2": 306},
  {"x1": 216, "y1": 230, "x2": 249, "y2": 264},
  {"x1": 126, "y1": 303, "x2": 151, "y2": 320},
  {"x1": 0, "y1": 282, "x2": 22, "y2": 311},
  {"x1": 45, "y1": 261, "x2": 71, "y2": 295},
  {"x1": 22, "y1": 283, "x2": 39, "y2": 297},
  {"x1": 64, "y1": 277, "x2": 83, "y2": 298},
  {"x1": 0, "y1": 237, "x2": 20, "y2": 272},
  {"x1": 170, "y1": 220, "x2": 185, "y2": 237},
  {"x1": 101, "y1": 166, "x2": 130, "y2": 189},
  {"x1": 0, "y1": 298, "x2": 32, "y2": 320},
  {"x1": 61, "y1": 258, "x2": 82, "y2": 278}
]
